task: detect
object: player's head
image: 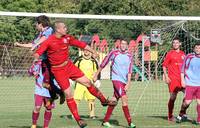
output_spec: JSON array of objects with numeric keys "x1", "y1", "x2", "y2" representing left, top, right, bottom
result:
[
  {"x1": 35, "y1": 15, "x2": 50, "y2": 31},
  {"x1": 172, "y1": 37, "x2": 181, "y2": 50},
  {"x1": 120, "y1": 39, "x2": 128, "y2": 52},
  {"x1": 82, "y1": 49, "x2": 92, "y2": 59},
  {"x1": 193, "y1": 42, "x2": 200, "y2": 55},
  {"x1": 54, "y1": 20, "x2": 68, "y2": 36}
]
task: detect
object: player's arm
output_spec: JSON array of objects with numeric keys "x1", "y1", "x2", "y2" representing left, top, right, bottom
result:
[
  {"x1": 93, "y1": 67, "x2": 103, "y2": 82},
  {"x1": 125, "y1": 73, "x2": 132, "y2": 92},
  {"x1": 14, "y1": 42, "x2": 32, "y2": 48},
  {"x1": 31, "y1": 36, "x2": 47, "y2": 51},
  {"x1": 125, "y1": 55, "x2": 133, "y2": 91},
  {"x1": 31, "y1": 29, "x2": 52, "y2": 51},
  {"x1": 181, "y1": 73, "x2": 185, "y2": 88},
  {"x1": 69, "y1": 36, "x2": 98, "y2": 57},
  {"x1": 93, "y1": 51, "x2": 114, "y2": 82},
  {"x1": 162, "y1": 52, "x2": 171, "y2": 84},
  {"x1": 33, "y1": 39, "x2": 49, "y2": 62},
  {"x1": 180, "y1": 56, "x2": 187, "y2": 88}
]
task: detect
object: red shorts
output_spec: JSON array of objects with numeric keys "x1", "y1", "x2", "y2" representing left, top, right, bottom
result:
[
  {"x1": 34, "y1": 94, "x2": 55, "y2": 109},
  {"x1": 185, "y1": 86, "x2": 200, "y2": 100},
  {"x1": 51, "y1": 61, "x2": 84, "y2": 91},
  {"x1": 168, "y1": 78, "x2": 184, "y2": 93},
  {"x1": 112, "y1": 80, "x2": 126, "y2": 99}
]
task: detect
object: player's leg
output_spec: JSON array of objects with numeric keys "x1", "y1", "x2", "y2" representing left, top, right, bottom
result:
[
  {"x1": 102, "y1": 80, "x2": 122, "y2": 127},
  {"x1": 121, "y1": 95, "x2": 135, "y2": 127},
  {"x1": 102, "y1": 96, "x2": 117, "y2": 128},
  {"x1": 176, "y1": 89, "x2": 189, "y2": 122},
  {"x1": 75, "y1": 76, "x2": 117, "y2": 106},
  {"x1": 74, "y1": 84, "x2": 85, "y2": 107},
  {"x1": 74, "y1": 84, "x2": 85, "y2": 118},
  {"x1": 176, "y1": 86, "x2": 194, "y2": 123},
  {"x1": 64, "y1": 88, "x2": 87, "y2": 127},
  {"x1": 85, "y1": 88, "x2": 96, "y2": 119},
  {"x1": 196, "y1": 99, "x2": 200, "y2": 124},
  {"x1": 87, "y1": 99, "x2": 95, "y2": 119},
  {"x1": 43, "y1": 109, "x2": 52, "y2": 128},
  {"x1": 113, "y1": 81, "x2": 136, "y2": 128},
  {"x1": 51, "y1": 67, "x2": 87, "y2": 128},
  {"x1": 31, "y1": 94, "x2": 43, "y2": 128},
  {"x1": 44, "y1": 60, "x2": 65, "y2": 104},
  {"x1": 167, "y1": 81, "x2": 180, "y2": 121},
  {"x1": 168, "y1": 92, "x2": 177, "y2": 121},
  {"x1": 43, "y1": 97, "x2": 55, "y2": 128},
  {"x1": 67, "y1": 61, "x2": 116, "y2": 106},
  {"x1": 195, "y1": 87, "x2": 200, "y2": 124}
]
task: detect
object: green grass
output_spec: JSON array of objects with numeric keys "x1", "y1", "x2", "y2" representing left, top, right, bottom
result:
[{"x1": 0, "y1": 78, "x2": 198, "y2": 128}]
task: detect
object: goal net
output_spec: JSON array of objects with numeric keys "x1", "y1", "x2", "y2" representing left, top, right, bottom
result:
[{"x1": 0, "y1": 12, "x2": 200, "y2": 127}]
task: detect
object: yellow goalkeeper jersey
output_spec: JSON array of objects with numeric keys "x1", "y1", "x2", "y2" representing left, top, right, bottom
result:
[{"x1": 74, "y1": 56, "x2": 98, "y2": 80}]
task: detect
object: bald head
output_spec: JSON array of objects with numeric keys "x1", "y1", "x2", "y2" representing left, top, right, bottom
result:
[{"x1": 54, "y1": 21, "x2": 67, "y2": 36}]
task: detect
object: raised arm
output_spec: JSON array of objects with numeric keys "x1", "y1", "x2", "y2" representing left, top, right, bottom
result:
[
  {"x1": 68, "y1": 35, "x2": 98, "y2": 57},
  {"x1": 31, "y1": 36, "x2": 47, "y2": 51},
  {"x1": 14, "y1": 42, "x2": 32, "y2": 48}
]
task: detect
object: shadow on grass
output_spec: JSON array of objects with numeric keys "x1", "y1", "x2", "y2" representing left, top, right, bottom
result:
[
  {"x1": 60, "y1": 114, "x2": 127, "y2": 127},
  {"x1": 60, "y1": 114, "x2": 96, "y2": 120},
  {"x1": 147, "y1": 115, "x2": 168, "y2": 121},
  {"x1": 147, "y1": 115, "x2": 195, "y2": 124},
  {"x1": 9, "y1": 126, "x2": 42, "y2": 128}
]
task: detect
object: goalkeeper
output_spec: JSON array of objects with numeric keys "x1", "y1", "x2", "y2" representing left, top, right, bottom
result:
[{"x1": 73, "y1": 49, "x2": 101, "y2": 119}]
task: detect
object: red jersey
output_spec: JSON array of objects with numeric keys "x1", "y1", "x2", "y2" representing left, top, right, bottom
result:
[
  {"x1": 36, "y1": 34, "x2": 86, "y2": 66},
  {"x1": 163, "y1": 50, "x2": 185, "y2": 80}
]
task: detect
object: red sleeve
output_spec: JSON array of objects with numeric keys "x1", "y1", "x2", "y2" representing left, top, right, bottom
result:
[
  {"x1": 162, "y1": 52, "x2": 171, "y2": 68},
  {"x1": 68, "y1": 35, "x2": 87, "y2": 49},
  {"x1": 35, "y1": 38, "x2": 49, "y2": 56}
]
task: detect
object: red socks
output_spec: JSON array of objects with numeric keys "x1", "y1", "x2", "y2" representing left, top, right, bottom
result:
[
  {"x1": 168, "y1": 99, "x2": 175, "y2": 118},
  {"x1": 87, "y1": 85, "x2": 106, "y2": 103},
  {"x1": 122, "y1": 105, "x2": 132, "y2": 125},
  {"x1": 32, "y1": 111, "x2": 39, "y2": 125},
  {"x1": 66, "y1": 98, "x2": 80, "y2": 121},
  {"x1": 44, "y1": 110, "x2": 52, "y2": 128},
  {"x1": 103, "y1": 104, "x2": 132, "y2": 125},
  {"x1": 103, "y1": 105, "x2": 115, "y2": 122}
]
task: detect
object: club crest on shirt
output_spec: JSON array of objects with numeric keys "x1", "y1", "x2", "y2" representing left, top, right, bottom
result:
[
  {"x1": 182, "y1": 55, "x2": 185, "y2": 60},
  {"x1": 63, "y1": 38, "x2": 68, "y2": 44}
]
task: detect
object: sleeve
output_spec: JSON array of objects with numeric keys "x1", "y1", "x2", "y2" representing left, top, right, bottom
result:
[
  {"x1": 92, "y1": 58, "x2": 101, "y2": 80},
  {"x1": 100, "y1": 50, "x2": 115, "y2": 68},
  {"x1": 68, "y1": 35, "x2": 87, "y2": 49},
  {"x1": 93, "y1": 59, "x2": 99, "y2": 72},
  {"x1": 74, "y1": 57, "x2": 82, "y2": 68},
  {"x1": 162, "y1": 52, "x2": 171, "y2": 68},
  {"x1": 28, "y1": 61, "x2": 42, "y2": 77},
  {"x1": 42, "y1": 27, "x2": 53, "y2": 38},
  {"x1": 74, "y1": 60, "x2": 79, "y2": 67},
  {"x1": 35, "y1": 39, "x2": 49, "y2": 56},
  {"x1": 74, "y1": 56, "x2": 81, "y2": 64},
  {"x1": 181, "y1": 54, "x2": 190, "y2": 74}
]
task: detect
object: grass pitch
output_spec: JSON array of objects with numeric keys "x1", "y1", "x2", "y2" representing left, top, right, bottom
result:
[{"x1": 0, "y1": 78, "x2": 198, "y2": 128}]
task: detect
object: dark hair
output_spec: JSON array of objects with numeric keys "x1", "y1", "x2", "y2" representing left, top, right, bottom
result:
[
  {"x1": 35, "y1": 15, "x2": 50, "y2": 27},
  {"x1": 193, "y1": 42, "x2": 200, "y2": 48},
  {"x1": 173, "y1": 37, "x2": 180, "y2": 42}
]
